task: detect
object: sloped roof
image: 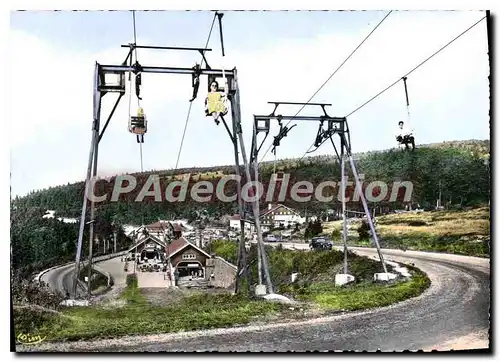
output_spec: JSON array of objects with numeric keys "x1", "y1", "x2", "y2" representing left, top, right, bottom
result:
[
  {"x1": 146, "y1": 220, "x2": 171, "y2": 230},
  {"x1": 126, "y1": 234, "x2": 167, "y2": 253},
  {"x1": 165, "y1": 236, "x2": 211, "y2": 259},
  {"x1": 260, "y1": 204, "x2": 301, "y2": 218},
  {"x1": 147, "y1": 221, "x2": 184, "y2": 232}
]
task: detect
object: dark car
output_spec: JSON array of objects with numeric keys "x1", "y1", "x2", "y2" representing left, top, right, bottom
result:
[{"x1": 309, "y1": 236, "x2": 333, "y2": 250}]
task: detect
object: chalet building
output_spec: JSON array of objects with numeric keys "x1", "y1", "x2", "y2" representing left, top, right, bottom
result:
[
  {"x1": 228, "y1": 203, "x2": 305, "y2": 232},
  {"x1": 165, "y1": 235, "x2": 212, "y2": 278},
  {"x1": 229, "y1": 215, "x2": 252, "y2": 231},
  {"x1": 125, "y1": 221, "x2": 211, "y2": 278},
  {"x1": 260, "y1": 203, "x2": 305, "y2": 229},
  {"x1": 125, "y1": 233, "x2": 167, "y2": 262},
  {"x1": 144, "y1": 220, "x2": 184, "y2": 239},
  {"x1": 122, "y1": 223, "x2": 240, "y2": 289}
]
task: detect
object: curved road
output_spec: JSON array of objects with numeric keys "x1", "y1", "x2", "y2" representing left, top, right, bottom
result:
[
  {"x1": 41, "y1": 254, "x2": 127, "y2": 298},
  {"x1": 34, "y1": 247, "x2": 489, "y2": 351},
  {"x1": 41, "y1": 263, "x2": 84, "y2": 297}
]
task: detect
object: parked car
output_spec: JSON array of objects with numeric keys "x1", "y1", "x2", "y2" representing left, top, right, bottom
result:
[
  {"x1": 265, "y1": 234, "x2": 281, "y2": 242},
  {"x1": 309, "y1": 236, "x2": 333, "y2": 250}
]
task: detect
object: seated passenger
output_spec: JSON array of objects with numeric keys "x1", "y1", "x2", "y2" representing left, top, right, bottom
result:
[
  {"x1": 395, "y1": 120, "x2": 415, "y2": 151},
  {"x1": 205, "y1": 81, "x2": 228, "y2": 125}
]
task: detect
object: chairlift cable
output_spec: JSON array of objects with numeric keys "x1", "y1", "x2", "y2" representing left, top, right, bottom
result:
[
  {"x1": 174, "y1": 12, "x2": 218, "y2": 170},
  {"x1": 345, "y1": 15, "x2": 486, "y2": 119},
  {"x1": 175, "y1": 102, "x2": 194, "y2": 169},
  {"x1": 129, "y1": 11, "x2": 145, "y2": 171},
  {"x1": 216, "y1": 12, "x2": 229, "y2": 96},
  {"x1": 132, "y1": 10, "x2": 140, "y2": 109},
  {"x1": 259, "y1": 11, "x2": 393, "y2": 163},
  {"x1": 273, "y1": 150, "x2": 277, "y2": 175},
  {"x1": 299, "y1": 14, "x2": 486, "y2": 160}
]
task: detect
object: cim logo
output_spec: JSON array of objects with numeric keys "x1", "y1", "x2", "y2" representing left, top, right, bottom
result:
[{"x1": 17, "y1": 332, "x2": 46, "y2": 345}]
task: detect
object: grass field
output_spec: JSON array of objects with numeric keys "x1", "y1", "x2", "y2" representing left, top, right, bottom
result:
[
  {"x1": 14, "y1": 246, "x2": 431, "y2": 342},
  {"x1": 16, "y1": 208, "x2": 487, "y2": 343},
  {"x1": 321, "y1": 207, "x2": 490, "y2": 257}
]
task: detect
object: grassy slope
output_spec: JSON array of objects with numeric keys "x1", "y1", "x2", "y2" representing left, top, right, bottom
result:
[
  {"x1": 17, "y1": 207, "x2": 489, "y2": 342},
  {"x1": 321, "y1": 207, "x2": 490, "y2": 257},
  {"x1": 15, "y1": 245, "x2": 431, "y2": 342},
  {"x1": 15, "y1": 282, "x2": 281, "y2": 342}
]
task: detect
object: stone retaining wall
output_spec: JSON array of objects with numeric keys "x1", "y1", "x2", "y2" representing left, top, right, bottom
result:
[{"x1": 205, "y1": 257, "x2": 237, "y2": 289}]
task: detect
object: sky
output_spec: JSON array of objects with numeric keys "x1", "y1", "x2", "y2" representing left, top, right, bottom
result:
[{"x1": 9, "y1": 10, "x2": 490, "y2": 197}]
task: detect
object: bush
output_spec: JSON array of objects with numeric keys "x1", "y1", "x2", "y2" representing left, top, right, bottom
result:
[
  {"x1": 14, "y1": 305, "x2": 70, "y2": 337},
  {"x1": 126, "y1": 274, "x2": 138, "y2": 288},
  {"x1": 357, "y1": 220, "x2": 370, "y2": 241},
  {"x1": 331, "y1": 227, "x2": 341, "y2": 240},
  {"x1": 12, "y1": 277, "x2": 66, "y2": 310},
  {"x1": 209, "y1": 239, "x2": 238, "y2": 265},
  {"x1": 407, "y1": 220, "x2": 428, "y2": 226}
]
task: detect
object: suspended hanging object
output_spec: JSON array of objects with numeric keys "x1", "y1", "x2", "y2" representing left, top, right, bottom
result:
[
  {"x1": 129, "y1": 107, "x2": 147, "y2": 136},
  {"x1": 205, "y1": 80, "x2": 228, "y2": 124},
  {"x1": 189, "y1": 64, "x2": 202, "y2": 102},
  {"x1": 395, "y1": 77, "x2": 415, "y2": 152},
  {"x1": 204, "y1": 11, "x2": 229, "y2": 125},
  {"x1": 135, "y1": 72, "x2": 143, "y2": 100}
]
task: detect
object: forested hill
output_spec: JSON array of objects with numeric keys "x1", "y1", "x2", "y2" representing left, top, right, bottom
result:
[{"x1": 12, "y1": 139, "x2": 490, "y2": 224}]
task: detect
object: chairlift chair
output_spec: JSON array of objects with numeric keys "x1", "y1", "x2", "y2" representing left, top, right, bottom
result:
[
  {"x1": 205, "y1": 76, "x2": 229, "y2": 123},
  {"x1": 129, "y1": 107, "x2": 147, "y2": 142}
]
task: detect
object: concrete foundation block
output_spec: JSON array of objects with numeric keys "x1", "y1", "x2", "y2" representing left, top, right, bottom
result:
[
  {"x1": 60, "y1": 299, "x2": 90, "y2": 307},
  {"x1": 373, "y1": 272, "x2": 398, "y2": 282},
  {"x1": 255, "y1": 284, "x2": 267, "y2": 296},
  {"x1": 385, "y1": 261, "x2": 400, "y2": 268},
  {"x1": 335, "y1": 273, "x2": 355, "y2": 286},
  {"x1": 262, "y1": 293, "x2": 295, "y2": 304},
  {"x1": 394, "y1": 267, "x2": 411, "y2": 277}
]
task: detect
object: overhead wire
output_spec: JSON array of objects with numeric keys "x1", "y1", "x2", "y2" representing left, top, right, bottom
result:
[
  {"x1": 345, "y1": 14, "x2": 486, "y2": 119},
  {"x1": 298, "y1": 14, "x2": 487, "y2": 161},
  {"x1": 258, "y1": 10, "x2": 393, "y2": 164},
  {"x1": 174, "y1": 12, "x2": 218, "y2": 169},
  {"x1": 129, "y1": 10, "x2": 144, "y2": 172},
  {"x1": 133, "y1": 10, "x2": 140, "y2": 108}
]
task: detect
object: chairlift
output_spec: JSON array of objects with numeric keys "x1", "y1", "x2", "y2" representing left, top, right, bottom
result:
[
  {"x1": 129, "y1": 107, "x2": 147, "y2": 143},
  {"x1": 395, "y1": 77, "x2": 415, "y2": 152},
  {"x1": 205, "y1": 79, "x2": 228, "y2": 124}
]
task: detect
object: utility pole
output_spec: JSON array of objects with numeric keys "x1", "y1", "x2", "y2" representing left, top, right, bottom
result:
[
  {"x1": 87, "y1": 236, "x2": 96, "y2": 298},
  {"x1": 159, "y1": 221, "x2": 174, "y2": 285},
  {"x1": 340, "y1": 134, "x2": 348, "y2": 275}
]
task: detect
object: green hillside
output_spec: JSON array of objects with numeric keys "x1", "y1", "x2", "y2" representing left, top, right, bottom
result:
[{"x1": 12, "y1": 139, "x2": 490, "y2": 226}]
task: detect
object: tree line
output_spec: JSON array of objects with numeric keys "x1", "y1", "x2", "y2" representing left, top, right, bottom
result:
[
  {"x1": 13, "y1": 140, "x2": 490, "y2": 225},
  {"x1": 10, "y1": 203, "x2": 132, "y2": 278}
]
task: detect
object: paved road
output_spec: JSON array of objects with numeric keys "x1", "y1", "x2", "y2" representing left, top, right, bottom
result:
[
  {"x1": 41, "y1": 263, "x2": 85, "y2": 297},
  {"x1": 34, "y1": 246, "x2": 490, "y2": 351},
  {"x1": 95, "y1": 257, "x2": 127, "y2": 288},
  {"x1": 40, "y1": 254, "x2": 125, "y2": 298},
  {"x1": 102, "y1": 248, "x2": 488, "y2": 352}
]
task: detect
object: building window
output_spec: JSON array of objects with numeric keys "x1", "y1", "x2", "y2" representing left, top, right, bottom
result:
[{"x1": 182, "y1": 253, "x2": 196, "y2": 260}]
